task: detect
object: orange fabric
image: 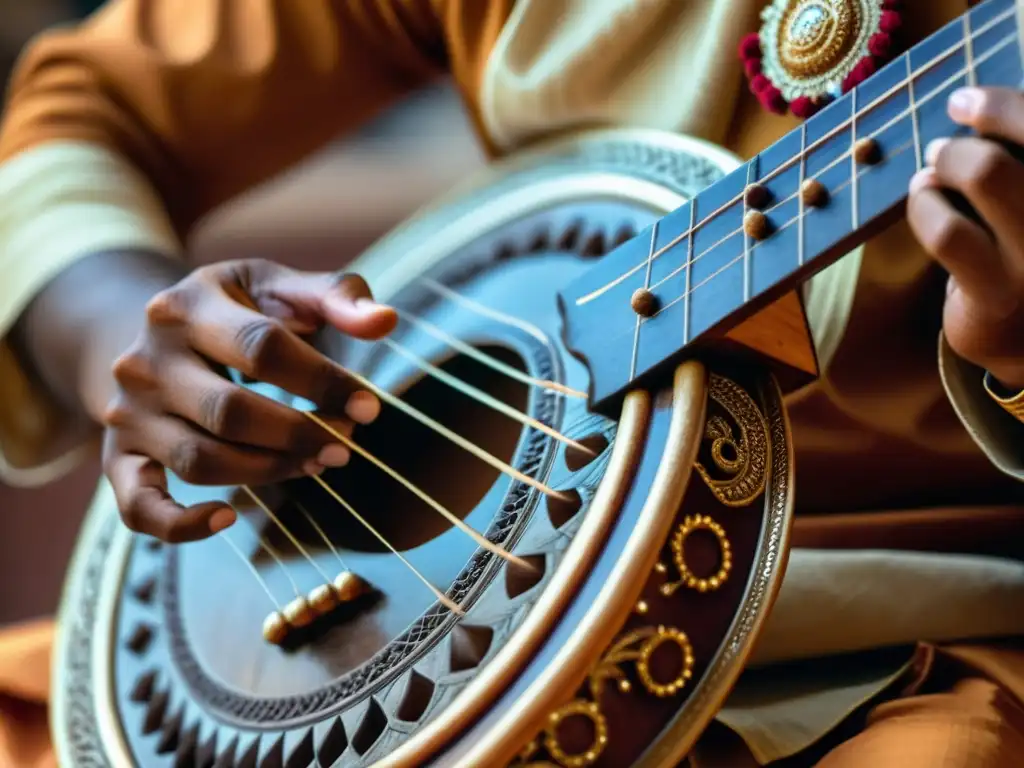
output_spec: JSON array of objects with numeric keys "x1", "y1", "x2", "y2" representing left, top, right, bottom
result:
[
  {"x1": 790, "y1": 505, "x2": 1024, "y2": 559},
  {"x1": 0, "y1": 0, "x2": 514, "y2": 238},
  {"x1": 689, "y1": 644, "x2": 1024, "y2": 767},
  {"x1": 0, "y1": 620, "x2": 55, "y2": 768},
  {"x1": 817, "y1": 665, "x2": 1024, "y2": 768}
]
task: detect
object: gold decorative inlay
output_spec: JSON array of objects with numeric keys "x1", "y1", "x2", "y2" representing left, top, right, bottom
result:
[
  {"x1": 510, "y1": 370, "x2": 789, "y2": 768},
  {"x1": 516, "y1": 626, "x2": 695, "y2": 768},
  {"x1": 660, "y1": 514, "x2": 732, "y2": 595},
  {"x1": 694, "y1": 374, "x2": 771, "y2": 507}
]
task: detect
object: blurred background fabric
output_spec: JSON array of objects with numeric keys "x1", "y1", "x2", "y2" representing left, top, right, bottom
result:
[{"x1": 0, "y1": 0, "x2": 486, "y2": 623}]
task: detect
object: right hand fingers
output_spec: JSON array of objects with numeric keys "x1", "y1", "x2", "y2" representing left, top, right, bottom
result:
[
  {"x1": 320, "y1": 273, "x2": 399, "y2": 340},
  {"x1": 151, "y1": 351, "x2": 356, "y2": 462},
  {"x1": 175, "y1": 290, "x2": 371, "y2": 414},
  {"x1": 144, "y1": 262, "x2": 393, "y2": 418},
  {"x1": 107, "y1": 401, "x2": 308, "y2": 486},
  {"x1": 104, "y1": 403, "x2": 356, "y2": 541},
  {"x1": 105, "y1": 439, "x2": 236, "y2": 544}
]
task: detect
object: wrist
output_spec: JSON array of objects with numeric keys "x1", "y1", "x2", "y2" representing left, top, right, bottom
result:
[
  {"x1": 81, "y1": 252, "x2": 188, "y2": 423},
  {"x1": 11, "y1": 249, "x2": 186, "y2": 426}
]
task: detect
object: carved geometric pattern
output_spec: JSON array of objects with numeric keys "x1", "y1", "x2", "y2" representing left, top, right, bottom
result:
[
  {"x1": 106, "y1": 216, "x2": 629, "y2": 765},
  {"x1": 57, "y1": 132, "x2": 734, "y2": 767},
  {"x1": 152, "y1": 215, "x2": 646, "y2": 731}
]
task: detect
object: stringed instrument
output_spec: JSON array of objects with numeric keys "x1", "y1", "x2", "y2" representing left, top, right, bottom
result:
[{"x1": 52, "y1": 1, "x2": 1022, "y2": 765}]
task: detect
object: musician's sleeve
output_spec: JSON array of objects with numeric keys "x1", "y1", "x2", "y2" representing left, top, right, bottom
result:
[
  {"x1": 939, "y1": 336, "x2": 1024, "y2": 481},
  {"x1": 0, "y1": 0, "x2": 513, "y2": 486}
]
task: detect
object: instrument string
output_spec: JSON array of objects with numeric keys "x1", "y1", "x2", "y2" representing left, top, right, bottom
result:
[
  {"x1": 220, "y1": 533, "x2": 282, "y2": 610},
  {"x1": 239, "y1": 485, "x2": 335, "y2": 586},
  {"x1": 326, "y1": 359, "x2": 573, "y2": 503},
  {"x1": 629, "y1": 221, "x2": 659, "y2": 382},
  {"x1": 381, "y1": 337, "x2": 594, "y2": 456},
  {"x1": 307, "y1": 473, "x2": 463, "y2": 614},
  {"x1": 394, "y1": 308, "x2": 585, "y2": 398},
  {"x1": 303, "y1": 410, "x2": 533, "y2": 571},
  {"x1": 650, "y1": 137, "x2": 917, "y2": 319},
  {"x1": 294, "y1": 500, "x2": 350, "y2": 572},
  {"x1": 420, "y1": 277, "x2": 556, "y2": 343},
  {"x1": 238, "y1": 514, "x2": 303, "y2": 597},
  {"x1": 574, "y1": 7, "x2": 1016, "y2": 306},
  {"x1": 598, "y1": 28, "x2": 1013, "y2": 334}
]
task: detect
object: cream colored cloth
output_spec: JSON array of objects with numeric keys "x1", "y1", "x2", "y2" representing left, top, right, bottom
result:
[{"x1": 0, "y1": 142, "x2": 180, "y2": 486}]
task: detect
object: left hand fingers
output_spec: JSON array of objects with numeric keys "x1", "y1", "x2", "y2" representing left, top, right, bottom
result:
[
  {"x1": 906, "y1": 173, "x2": 1016, "y2": 318},
  {"x1": 946, "y1": 86, "x2": 1024, "y2": 146},
  {"x1": 923, "y1": 134, "x2": 1024, "y2": 266}
]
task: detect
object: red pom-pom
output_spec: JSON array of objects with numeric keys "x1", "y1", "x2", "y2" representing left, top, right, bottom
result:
[
  {"x1": 758, "y1": 85, "x2": 788, "y2": 115},
  {"x1": 750, "y1": 73, "x2": 771, "y2": 94},
  {"x1": 858, "y1": 57, "x2": 878, "y2": 79},
  {"x1": 880, "y1": 10, "x2": 902, "y2": 33},
  {"x1": 739, "y1": 33, "x2": 762, "y2": 60},
  {"x1": 841, "y1": 57, "x2": 878, "y2": 92},
  {"x1": 744, "y1": 57, "x2": 763, "y2": 77},
  {"x1": 868, "y1": 32, "x2": 892, "y2": 58},
  {"x1": 790, "y1": 96, "x2": 820, "y2": 118}
]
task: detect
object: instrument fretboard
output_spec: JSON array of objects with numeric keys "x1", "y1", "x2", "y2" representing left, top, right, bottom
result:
[{"x1": 558, "y1": 0, "x2": 1023, "y2": 415}]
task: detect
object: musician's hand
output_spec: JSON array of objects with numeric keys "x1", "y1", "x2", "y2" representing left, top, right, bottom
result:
[
  {"x1": 907, "y1": 86, "x2": 1024, "y2": 391},
  {"x1": 102, "y1": 259, "x2": 396, "y2": 543}
]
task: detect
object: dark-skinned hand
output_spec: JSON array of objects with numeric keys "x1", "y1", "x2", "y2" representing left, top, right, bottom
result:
[
  {"x1": 101, "y1": 259, "x2": 396, "y2": 543},
  {"x1": 908, "y1": 86, "x2": 1024, "y2": 392}
]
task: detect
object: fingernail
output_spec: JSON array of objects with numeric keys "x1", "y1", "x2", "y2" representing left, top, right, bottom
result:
[
  {"x1": 908, "y1": 167, "x2": 937, "y2": 195},
  {"x1": 948, "y1": 87, "x2": 982, "y2": 121},
  {"x1": 209, "y1": 507, "x2": 237, "y2": 533},
  {"x1": 924, "y1": 138, "x2": 949, "y2": 167},
  {"x1": 346, "y1": 390, "x2": 380, "y2": 424},
  {"x1": 354, "y1": 297, "x2": 381, "y2": 315},
  {"x1": 303, "y1": 460, "x2": 325, "y2": 476},
  {"x1": 317, "y1": 444, "x2": 351, "y2": 467}
]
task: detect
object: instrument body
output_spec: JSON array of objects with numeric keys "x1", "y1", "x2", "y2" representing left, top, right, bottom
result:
[
  {"x1": 49, "y1": 1, "x2": 1024, "y2": 763},
  {"x1": 52, "y1": 129, "x2": 792, "y2": 768}
]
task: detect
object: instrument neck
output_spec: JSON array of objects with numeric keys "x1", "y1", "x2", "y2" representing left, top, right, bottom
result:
[{"x1": 558, "y1": 0, "x2": 1023, "y2": 415}]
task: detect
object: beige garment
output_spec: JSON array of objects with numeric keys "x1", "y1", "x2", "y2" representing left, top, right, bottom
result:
[{"x1": 0, "y1": 142, "x2": 181, "y2": 484}]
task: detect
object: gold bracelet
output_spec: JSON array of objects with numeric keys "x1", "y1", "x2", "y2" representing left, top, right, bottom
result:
[{"x1": 983, "y1": 372, "x2": 1024, "y2": 423}]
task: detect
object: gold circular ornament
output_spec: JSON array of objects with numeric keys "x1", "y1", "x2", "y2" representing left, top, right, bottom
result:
[
  {"x1": 636, "y1": 626, "x2": 696, "y2": 697},
  {"x1": 543, "y1": 700, "x2": 609, "y2": 768},
  {"x1": 667, "y1": 514, "x2": 732, "y2": 594},
  {"x1": 776, "y1": 0, "x2": 862, "y2": 79},
  {"x1": 742, "y1": 0, "x2": 902, "y2": 116}
]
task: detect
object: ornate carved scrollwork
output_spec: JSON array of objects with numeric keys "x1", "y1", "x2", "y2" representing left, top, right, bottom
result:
[
  {"x1": 694, "y1": 374, "x2": 771, "y2": 508},
  {"x1": 514, "y1": 370, "x2": 782, "y2": 768}
]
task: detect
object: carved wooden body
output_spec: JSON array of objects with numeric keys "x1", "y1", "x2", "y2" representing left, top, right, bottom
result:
[{"x1": 51, "y1": 128, "x2": 793, "y2": 768}]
